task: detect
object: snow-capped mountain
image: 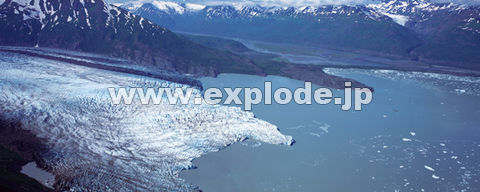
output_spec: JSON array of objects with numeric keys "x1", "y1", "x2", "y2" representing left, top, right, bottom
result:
[
  {"x1": 118, "y1": 0, "x2": 480, "y2": 70},
  {"x1": 119, "y1": 0, "x2": 421, "y2": 55},
  {"x1": 118, "y1": 0, "x2": 478, "y2": 32},
  {"x1": 0, "y1": 0, "x2": 265, "y2": 77},
  {"x1": 369, "y1": 0, "x2": 478, "y2": 32}
]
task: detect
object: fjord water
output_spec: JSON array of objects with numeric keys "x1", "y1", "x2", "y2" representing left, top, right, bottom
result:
[{"x1": 180, "y1": 70, "x2": 480, "y2": 191}]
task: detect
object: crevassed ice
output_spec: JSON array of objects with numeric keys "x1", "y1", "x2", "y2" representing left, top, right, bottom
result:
[
  {"x1": 0, "y1": 51, "x2": 293, "y2": 191},
  {"x1": 323, "y1": 68, "x2": 480, "y2": 96}
]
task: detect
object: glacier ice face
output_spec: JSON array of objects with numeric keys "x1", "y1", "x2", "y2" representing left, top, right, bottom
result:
[{"x1": 0, "y1": 50, "x2": 293, "y2": 191}]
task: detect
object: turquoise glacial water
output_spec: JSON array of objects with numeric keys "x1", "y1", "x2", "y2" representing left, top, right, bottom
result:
[{"x1": 180, "y1": 69, "x2": 480, "y2": 192}]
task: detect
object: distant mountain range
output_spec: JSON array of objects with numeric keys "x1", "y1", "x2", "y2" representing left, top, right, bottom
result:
[
  {"x1": 0, "y1": 0, "x2": 371, "y2": 89},
  {"x1": 0, "y1": 0, "x2": 265, "y2": 77},
  {"x1": 118, "y1": 0, "x2": 480, "y2": 70}
]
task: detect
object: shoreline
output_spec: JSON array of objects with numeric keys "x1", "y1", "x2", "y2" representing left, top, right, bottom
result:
[
  {"x1": 1, "y1": 47, "x2": 478, "y2": 191},
  {"x1": 0, "y1": 118, "x2": 53, "y2": 192},
  {"x1": 318, "y1": 64, "x2": 480, "y2": 78},
  {"x1": 0, "y1": 46, "x2": 371, "y2": 90},
  {"x1": 178, "y1": 31, "x2": 480, "y2": 78}
]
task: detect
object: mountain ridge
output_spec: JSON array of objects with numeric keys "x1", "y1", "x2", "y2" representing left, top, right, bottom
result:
[
  {"x1": 0, "y1": 0, "x2": 373, "y2": 89},
  {"x1": 118, "y1": 0, "x2": 480, "y2": 70},
  {"x1": 0, "y1": 0, "x2": 265, "y2": 77}
]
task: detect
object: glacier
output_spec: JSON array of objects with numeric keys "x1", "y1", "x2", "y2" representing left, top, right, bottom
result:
[
  {"x1": 324, "y1": 68, "x2": 480, "y2": 96},
  {"x1": 0, "y1": 49, "x2": 293, "y2": 191}
]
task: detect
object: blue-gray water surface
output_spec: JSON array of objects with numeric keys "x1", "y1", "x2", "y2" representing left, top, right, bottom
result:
[{"x1": 180, "y1": 69, "x2": 480, "y2": 192}]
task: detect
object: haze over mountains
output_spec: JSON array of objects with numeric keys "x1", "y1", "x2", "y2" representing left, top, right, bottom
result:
[{"x1": 117, "y1": 0, "x2": 480, "y2": 70}]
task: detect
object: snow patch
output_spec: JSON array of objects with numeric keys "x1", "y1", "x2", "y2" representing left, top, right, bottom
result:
[
  {"x1": 380, "y1": 11, "x2": 409, "y2": 26},
  {"x1": 152, "y1": 0, "x2": 185, "y2": 14},
  {"x1": 185, "y1": 3, "x2": 206, "y2": 11},
  {"x1": 120, "y1": 1, "x2": 144, "y2": 11}
]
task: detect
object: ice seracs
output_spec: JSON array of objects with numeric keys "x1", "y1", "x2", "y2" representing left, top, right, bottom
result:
[{"x1": 0, "y1": 48, "x2": 293, "y2": 191}]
